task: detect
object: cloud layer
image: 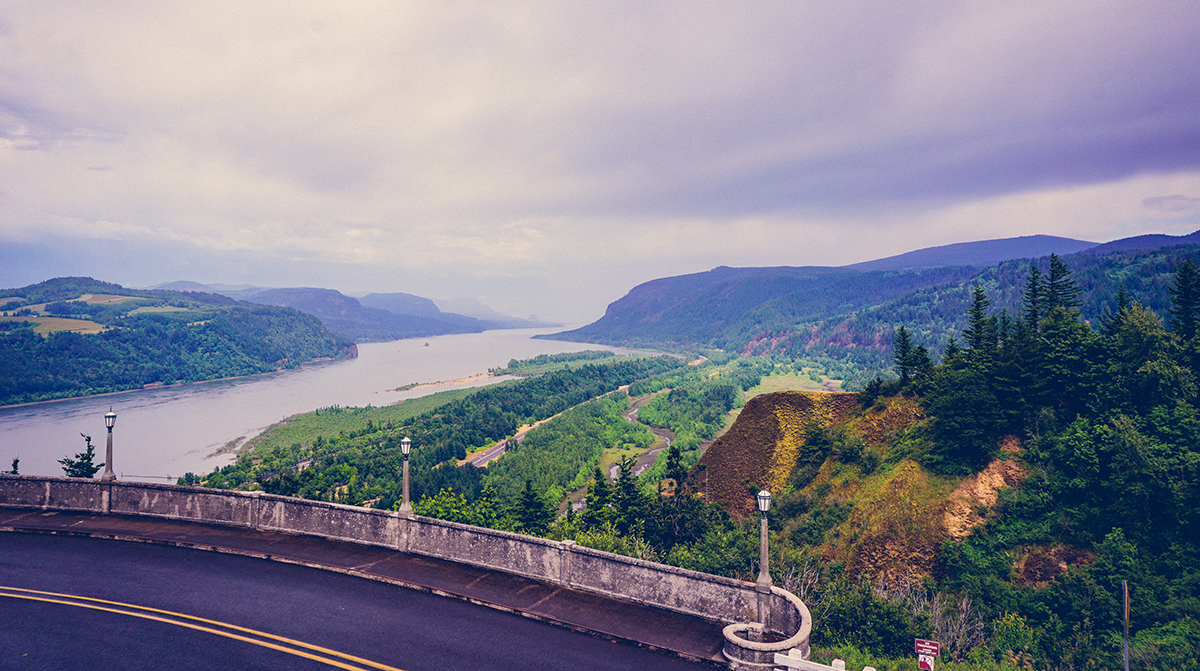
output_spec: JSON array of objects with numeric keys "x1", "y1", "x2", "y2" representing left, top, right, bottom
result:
[{"x1": 2, "y1": 1, "x2": 1199, "y2": 321}]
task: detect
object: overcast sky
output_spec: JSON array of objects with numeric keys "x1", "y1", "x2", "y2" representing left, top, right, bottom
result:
[{"x1": 2, "y1": 2, "x2": 1198, "y2": 323}]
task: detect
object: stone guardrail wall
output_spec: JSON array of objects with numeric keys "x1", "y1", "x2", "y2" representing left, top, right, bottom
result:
[{"x1": 0, "y1": 474, "x2": 810, "y2": 658}]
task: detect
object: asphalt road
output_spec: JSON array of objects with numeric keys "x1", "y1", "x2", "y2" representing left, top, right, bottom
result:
[{"x1": 0, "y1": 533, "x2": 710, "y2": 671}]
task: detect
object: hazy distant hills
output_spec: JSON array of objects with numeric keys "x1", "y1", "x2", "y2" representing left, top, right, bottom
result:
[
  {"x1": 545, "y1": 230, "x2": 1200, "y2": 386},
  {"x1": 549, "y1": 265, "x2": 978, "y2": 351},
  {"x1": 846, "y1": 234, "x2": 1096, "y2": 271},
  {"x1": 1078, "y1": 229, "x2": 1200, "y2": 256},
  {"x1": 155, "y1": 282, "x2": 553, "y2": 342}
]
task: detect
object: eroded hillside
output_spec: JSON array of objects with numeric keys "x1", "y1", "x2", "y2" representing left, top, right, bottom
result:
[
  {"x1": 696, "y1": 391, "x2": 858, "y2": 518},
  {"x1": 697, "y1": 391, "x2": 1030, "y2": 583}
]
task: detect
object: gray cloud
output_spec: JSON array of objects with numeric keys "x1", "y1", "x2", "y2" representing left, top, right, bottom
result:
[
  {"x1": 0, "y1": 1, "x2": 1198, "y2": 322},
  {"x1": 1144, "y1": 195, "x2": 1200, "y2": 213}
]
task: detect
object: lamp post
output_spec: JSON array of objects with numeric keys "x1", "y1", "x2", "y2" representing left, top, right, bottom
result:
[
  {"x1": 399, "y1": 436, "x2": 413, "y2": 516},
  {"x1": 100, "y1": 408, "x2": 117, "y2": 483},
  {"x1": 755, "y1": 489, "x2": 773, "y2": 624}
]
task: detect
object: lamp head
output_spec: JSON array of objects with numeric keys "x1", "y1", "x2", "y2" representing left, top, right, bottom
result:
[
  {"x1": 756, "y1": 489, "x2": 771, "y2": 513},
  {"x1": 401, "y1": 436, "x2": 411, "y2": 457},
  {"x1": 105, "y1": 408, "x2": 116, "y2": 430}
]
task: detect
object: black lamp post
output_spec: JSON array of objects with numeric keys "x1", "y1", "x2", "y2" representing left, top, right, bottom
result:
[
  {"x1": 100, "y1": 409, "x2": 117, "y2": 483},
  {"x1": 399, "y1": 436, "x2": 413, "y2": 516},
  {"x1": 755, "y1": 489, "x2": 772, "y2": 623}
]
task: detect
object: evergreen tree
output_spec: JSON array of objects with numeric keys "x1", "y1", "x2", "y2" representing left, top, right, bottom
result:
[
  {"x1": 962, "y1": 285, "x2": 997, "y2": 365},
  {"x1": 908, "y1": 344, "x2": 934, "y2": 386},
  {"x1": 1043, "y1": 254, "x2": 1082, "y2": 313},
  {"x1": 582, "y1": 467, "x2": 611, "y2": 528},
  {"x1": 1021, "y1": 265, "x2": 1044, "y2": 330},
  {"x1": 1099, "y1": 286, "x2": 1132, "y2": 336},
  {"x1": 1038, "y1": 307, "x2": 1095, "y2": 416},
  {"x1": 611, "y1": 456, "x2": 646, "y2": 537},
  {"x1": 59, "y1": 434, "x2": 103, "y2": 478},
  {"x1": 512, "y1": 479, "x2": 553, "y2": 535},
  {"x1": 942, "y1": 335, "x2": 962, "y2": 364},
  {"x1": 1168, "y1": 258, "x2": 1200, "y2": 339},
  {"x1": 892, "y1": 325, "x2": 914, "y2": 385},
  {"x1": 664, "y1": 442, "x2": 686, "y2": 487},
  {"x1": 926, "y1": 367, "x2": 1000, "y2": 472}
]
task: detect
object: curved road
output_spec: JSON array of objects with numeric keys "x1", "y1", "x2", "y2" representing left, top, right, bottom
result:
[{"x1": 0, "y1": 533, "x2": 710, "y2": 670}]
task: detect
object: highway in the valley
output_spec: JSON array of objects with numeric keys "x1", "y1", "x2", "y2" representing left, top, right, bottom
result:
[{"x1": 0, "y1": 533, "x2": 712, "y2": 671}]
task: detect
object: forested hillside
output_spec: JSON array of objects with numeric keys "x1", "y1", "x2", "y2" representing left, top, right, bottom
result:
[
  {"x1": 0, "y1": 277, "x2": 354, "y2": 405},
  {"x1": 546, "y1": 236, "x2": 1200, "y2": 392},
  {"x1": 722, "y1": 255, "x2": 1199, "y2": 670}
]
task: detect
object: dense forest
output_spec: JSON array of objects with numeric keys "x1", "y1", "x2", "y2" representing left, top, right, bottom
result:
[
  {"x1": 856, "y1": 255, "x2": 1200, "y2": 669},
  {"x1": 0, "y1": 277, "x2": 354, "y2": 405}
]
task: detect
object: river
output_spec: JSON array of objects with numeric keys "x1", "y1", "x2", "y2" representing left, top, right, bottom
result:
[{"x1": 0, "y1": 328, "x2": 630, "y2": 482}]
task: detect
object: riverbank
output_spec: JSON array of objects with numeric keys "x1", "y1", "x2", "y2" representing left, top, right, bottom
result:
[
  {"x1": 0, "y1": 328, "x2": 624, "y2": 481},
  {"x1": 0, "y1": 346, "x2": 359, "y2": 410}
]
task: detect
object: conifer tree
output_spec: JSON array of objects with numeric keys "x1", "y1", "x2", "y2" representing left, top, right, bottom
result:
[
  {"x1": 908, "y1": 344, "x2": 934, "y2": 386},
  {"x1": 1168, "y1": 258, "x2": 1200, "y2": 340},
  {"x1": 59, "y1": 434, "x2": 103, "y2": 478},
  {"x1": 962, "y1": 285, "x2": 997, "y2": 365},
  {"x1": 893, "y1": 325, "x2": 914, "y2": 385},
  {"x1": 611, "y1": 456, "x2": 646, "y2": 537},
  {"x1": 582, "y1": 467, "x2": 611, "y2": 528},
  {"x1": 664, "y1": 442, "x2": 686, "y2": 487},
  {"x1": 1022, "y1": 265, "x2": 1044, "y2": 330},
  {"x1": 512, "y1": 479, "x2": 553, "y2": 535},
  {"x1": 1100, "y1": 286, "x2": 1132, "y2": 336},
  {"x1": 1043, "y1": 254, "x2": 1082, "y2": 313}
]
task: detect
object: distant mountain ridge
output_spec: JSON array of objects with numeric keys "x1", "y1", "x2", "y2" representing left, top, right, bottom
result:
[
  {"x1": 543, "y1": 229, "x2": 1200, "y2": 386},
  {"x1": 846, "y1": 234, "x2": 1096, "y2": 271},
  {"x1": 1079, "y1": 229, "x2": 1200, "y2": 255},
  {"x1": 154, "y1": 282, "x2": 553, "y2": 343}
]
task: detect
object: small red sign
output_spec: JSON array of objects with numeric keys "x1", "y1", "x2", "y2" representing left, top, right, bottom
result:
[
  {"x1": 915, "y1": 639, "x2": 941, "y2": 656},
  {"x1": 918, "y1": 653, "x2": 935, "y2": 670}
]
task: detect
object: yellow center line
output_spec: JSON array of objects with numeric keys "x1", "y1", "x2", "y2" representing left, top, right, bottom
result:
[{"x1": 0, "y1": 586, "x2": 406, "y2": 671}]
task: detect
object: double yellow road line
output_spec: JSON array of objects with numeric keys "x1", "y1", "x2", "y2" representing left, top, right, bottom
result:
[{"x1": 0, "y1": 586, "x2": 405, "y2": 671}]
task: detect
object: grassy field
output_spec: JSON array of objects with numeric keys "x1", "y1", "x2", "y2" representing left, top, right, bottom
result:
[
  {"x1": 128, "y1": 305, "x2": 192, "y2": 315},
  {"x1": 745, "y1": 370, "x2": 842, "y2": 397},
  {"x1": 75, "y1": 293, "x2": 143, "y2": 305},
  {"x1": 717, "y1": 371, "x2": 845, "y2": 428},
  {"x1": 240, "y1": 386, "x2": 485, "y2": 458},
  {"x1": 0, "y1": 293, "x2": 143, "y2": 334},
  {"x1": 0, "y1": 315, "x2": 106, "y2": 334}
]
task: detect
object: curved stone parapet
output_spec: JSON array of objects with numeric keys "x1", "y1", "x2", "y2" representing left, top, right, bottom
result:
[
  {"x1": 722, "y1": 586, "x2": 812, "y2": 670},
  {"x1": 0, "y1": 475, "x2": 766, "y2": 642}
]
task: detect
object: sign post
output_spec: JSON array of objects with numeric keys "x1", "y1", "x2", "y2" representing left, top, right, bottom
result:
[{"x1": 916, "y1": 639, "x2": 940, "y2": 671}]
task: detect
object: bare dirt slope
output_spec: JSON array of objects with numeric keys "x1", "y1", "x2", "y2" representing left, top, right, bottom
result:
[{"x1": 698, "y1": 392, "x2": 1035, "y2": 582}]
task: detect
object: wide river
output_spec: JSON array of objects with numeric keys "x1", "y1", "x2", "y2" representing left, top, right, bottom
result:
[{"x1": 0, "y1": 328, "x2": 635, "y2": 482}]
